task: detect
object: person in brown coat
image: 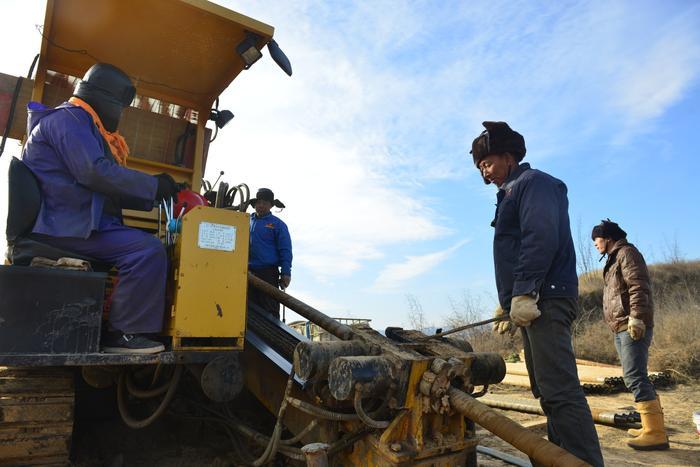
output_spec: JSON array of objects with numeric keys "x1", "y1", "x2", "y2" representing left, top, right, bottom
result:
[{"x1": 592, "y1": 219, "x2": 668, "y2": 451}]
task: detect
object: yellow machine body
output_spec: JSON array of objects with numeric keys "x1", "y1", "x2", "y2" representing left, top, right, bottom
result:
[
  {"x1": 167, "y1": 206, "x2": 250, "y2": 350},
  {"x1": 2, "y1": 0, "x2": 274, "y2": 350}
]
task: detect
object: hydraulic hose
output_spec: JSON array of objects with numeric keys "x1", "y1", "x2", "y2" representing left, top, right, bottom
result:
[
  {"x1": 125, "y1": 368, "x2": 171, "y2": 398},
  {"x1": 280, "y1": 419, "x2": 318, "y2": 445},
  {"x1": 117, "y1": 365, "x2": 183, "y2": 429},
  {"x1": 178, "y1": 414, "x2": 304, "y2": 461},
  {"x1": 286, "y1": 396, "x2": 359, "y2": 421},
  {"x1": 178, "y1": 401, "x2": 371, "y2": 463},
  {"x1": 353, "y1": 391, "x2": 390, "y2": 429},
  {"x1": 251, "y1": 369, "x2": 296, "y2": 466}
]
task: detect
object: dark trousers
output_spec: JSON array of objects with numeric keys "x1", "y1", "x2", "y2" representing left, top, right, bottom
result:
[
  {"x1": 39, "y1": 223, "x2": 166, "y2": 334},
  {"x1": 522, "y1": 297, "x2": 604, "y2": 467},
  {"x1": 248, "y1": 266, "x2": 280, "y2": 319},
  {"x1": 615, "y1": 328, "x2": 656, "y2": 402}
]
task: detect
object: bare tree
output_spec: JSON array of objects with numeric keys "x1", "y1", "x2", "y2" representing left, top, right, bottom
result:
[
  {"x1": 444, "y1": 291, "x2": 521, "y2": 354},
  {"x1": 575, "y1": 216, "x2": 596, "y2": 276},
  {"x1": 406, "y1": 294, "x2": 428, "y2": 332},
  {"x1": 662, "y1": 234, "x2": 685, "y2": 264},
  {"x1": 444, "y1": 292, "x2": 490, "y2": 341}
]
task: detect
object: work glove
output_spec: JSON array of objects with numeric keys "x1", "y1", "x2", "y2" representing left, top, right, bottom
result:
[
  {"x1": 510, "y1": 295, "x2": 541, "y2": 327},
  {"x1": 154, "y1": 173, "x2": 180, "y2": 201},
  {"x1": 627, "y1": 317, "x2": 646, "y2": 340},
  {"x1": 493, "y1": 305, "x2": 517, "y2": 336},
  {"x1": 280, "y1": 275, "x2": 291, "y2": 289}
]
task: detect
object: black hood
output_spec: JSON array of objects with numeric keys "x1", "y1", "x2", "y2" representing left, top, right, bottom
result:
[{"x1": 74, "y1": 63, "x2": 135, "y2": 132}]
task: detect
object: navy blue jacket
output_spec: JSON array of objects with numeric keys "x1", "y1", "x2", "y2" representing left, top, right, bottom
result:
[
  {"x1": 22, "y1": 101, "x2": 156, "y2": 239},
  {"x1": 249, "y1": 212, "x2": 293, "y2": 276},
  {"x1": 492, "y1": 163, "x2": 578, "y2": 310}
]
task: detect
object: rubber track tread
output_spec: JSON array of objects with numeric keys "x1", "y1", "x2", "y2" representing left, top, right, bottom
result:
[{"x1": 0, "y1": 367, "x2": 74, "y2": 466}]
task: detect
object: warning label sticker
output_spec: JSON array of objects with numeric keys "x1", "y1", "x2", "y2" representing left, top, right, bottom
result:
[{"x1": 198, "y1": 222, "x2": 236, "y2": 251}]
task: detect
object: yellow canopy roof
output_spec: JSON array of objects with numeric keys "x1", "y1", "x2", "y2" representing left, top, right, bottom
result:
[{"x1": 41, "y1": 0, "x2": 274, "y2": 110}]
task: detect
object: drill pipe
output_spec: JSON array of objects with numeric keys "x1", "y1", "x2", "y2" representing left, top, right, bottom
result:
[
  {"x1": 294, "y1": 340, "x2": 371, "y2": 380},
  {"x1": 416, "y1": 316, "x2": 507, "y2": 341},
  {"x1": 479, "y1": 396, "x2": 640, "y2": 427},
  {"x1": 248, "y1": 272, "x2": 354, "y2": 341},
  {"x1": 447, "y1": 387, "x2": 589, "y2": 467}
]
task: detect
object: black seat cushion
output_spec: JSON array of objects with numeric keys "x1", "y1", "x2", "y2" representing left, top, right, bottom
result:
[
  {"x1": 6, "y1": 157, "x2": 41, "y2": 242},
  {"x1": 6, "y1": 157, "x2": 112, "y2": 272},
  {"x1": 9, "y1": 237, "x2": 113, "y2": 272}
]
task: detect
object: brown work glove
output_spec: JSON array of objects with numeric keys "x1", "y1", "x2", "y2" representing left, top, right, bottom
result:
[
  {"x1": 493, "y1": 305, "x2": 517, "y2": 336},
  {"x1": 510, "y1": 295, "x2": 541, "y2": 327},
  {"x1": 279, "y1": 275, "x2": 291, "y2": 290},
  {"x1": 627, "y1": 317, "x2": 645, "y2": 340}
]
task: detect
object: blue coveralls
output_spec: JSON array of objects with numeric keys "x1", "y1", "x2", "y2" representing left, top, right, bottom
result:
[
  {"x1": 22, "y1": 101, "x2": 165, "y2": 334},
  {"x1": 492, "y1": 163, "x2": 604, "y2": 466}
]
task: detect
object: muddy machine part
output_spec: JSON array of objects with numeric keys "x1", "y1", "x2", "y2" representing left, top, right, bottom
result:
[
  {"x1": 244, "y1": 280, "x2": 589, "y2": 466},
  {"x1": 188, "y1": 355, "x2": 244, "y2": 403},
  {"x1": 0, "y1": 368, "x2": 75, "y2": 465}
]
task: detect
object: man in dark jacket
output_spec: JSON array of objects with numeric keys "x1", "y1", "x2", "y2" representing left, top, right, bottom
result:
[
  {"x1": 471, "y1": 121, "x2": 603, "y2": 466},
  {"x1": 248, "y1": 188, "x2": 292, "y2": 319},
  {"x1": 592, "y1": 220, "x2": 667, "y2": 450},
  {"x1": 22, "y1": 63, "x2": 180, "y2": 354}
]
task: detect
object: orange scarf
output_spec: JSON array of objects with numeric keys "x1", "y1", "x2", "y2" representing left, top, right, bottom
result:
[{"x1": 68, "y1": 96, "x2": 129, "y2": 166}]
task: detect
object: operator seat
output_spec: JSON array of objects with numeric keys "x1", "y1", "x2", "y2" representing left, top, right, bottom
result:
[{"x1": 6, "y1": 157, "x2": 111, "y2": 270}]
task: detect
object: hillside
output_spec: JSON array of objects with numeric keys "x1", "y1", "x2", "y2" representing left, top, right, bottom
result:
[{"x1": 575, "y1": 260, "x2": 700, "y2": 377}]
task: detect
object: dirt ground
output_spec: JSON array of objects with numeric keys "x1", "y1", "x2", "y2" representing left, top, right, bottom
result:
[{"x1": 477, "y1": 383, "x2": 700, "y2": 467}]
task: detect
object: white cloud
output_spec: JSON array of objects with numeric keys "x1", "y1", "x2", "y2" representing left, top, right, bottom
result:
[
  {"x1": 372, "y1": 238, "x2": 470, "y2": 291},
  {"x1": 613, "y1": 15, "x2": 700, "y2": 126},
  {"x1": 2, "y1": 0, "x2": 699, "y2": 286}
]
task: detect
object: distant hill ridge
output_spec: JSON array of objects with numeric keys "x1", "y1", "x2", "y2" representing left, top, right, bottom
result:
[
  {"x1": 575, "y1": 259, "x2": 700, "y2": 376},
  {"x1": 578, "y1": 259, "x2": 700, "y2": 313}
]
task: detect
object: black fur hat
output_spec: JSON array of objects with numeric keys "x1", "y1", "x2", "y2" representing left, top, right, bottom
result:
[
  {"x1": 470, "y1": 121, "x2": 526, "y2": 167},
  {"x1": 470, "y1": 121, "x2": 526, "y2": 184},
  {"x1": 591, "y1": 219, "x2": 627, "y2": 241}
]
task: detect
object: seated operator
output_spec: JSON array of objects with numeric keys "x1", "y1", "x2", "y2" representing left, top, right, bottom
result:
[
  {"x1": 22, "y1": 63, "x2": 180, "y2": 354},
  {"x1": 248, "y1": 188, "x2": 292, "y2": 319}
]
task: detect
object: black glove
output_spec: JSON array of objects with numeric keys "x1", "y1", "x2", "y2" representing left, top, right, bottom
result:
[{"x1": 154, "y1": 173, "x2": 180, "y2": 201}]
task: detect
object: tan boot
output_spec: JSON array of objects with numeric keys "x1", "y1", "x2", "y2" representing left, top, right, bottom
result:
[
  {"x1": 628, "y1": 395, "x2": 659, "y2": 437},
  {"x1": 627, "y1": 398, "x2": 669, "y2": 450}
]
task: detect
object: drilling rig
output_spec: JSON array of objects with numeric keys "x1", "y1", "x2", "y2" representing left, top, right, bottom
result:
[{"x1": 0, "y1": 1, "x2": 589, "y2": 466}]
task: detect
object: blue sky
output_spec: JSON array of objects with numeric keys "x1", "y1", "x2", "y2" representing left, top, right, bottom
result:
[{"x1": 1, "y1": 1, "x2": 699, "y2": 331}]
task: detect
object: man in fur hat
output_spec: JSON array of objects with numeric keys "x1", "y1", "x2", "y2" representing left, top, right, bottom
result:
[
  {"x1": 592, "y1": 219, "x2": 667, "y2": 451},
  {"x1": 471, "y1": 121, "x2": 603, "y2": 466},
  {"x1": 248, "y1": 188, "x2": 292, "y2": 318}
]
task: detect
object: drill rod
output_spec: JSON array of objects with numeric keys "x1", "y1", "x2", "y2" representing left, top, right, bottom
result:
[
  {"x1": 447, "y1": 387, "x2": 590, "y2": 467},
  {"x1": 247, "y1": 272, "x2": 354, "y2": 341},
  {"x1": 479, "y1": 395, "x2": 640, "y2": 427},
  {"x1": 417, "y1": 316, "x2": 509, "y2": 341}
]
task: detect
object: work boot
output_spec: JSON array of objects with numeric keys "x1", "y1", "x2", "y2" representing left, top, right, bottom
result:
[
  {"x1": 102, "y1": 333, "x2": 165, "y2": 354},
  {"x1": 627, "y1": 398, "x2": 669, "y2": 450},
  {"x1": 628, "y1": 395, "x2": 660, "y2": 437}
]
